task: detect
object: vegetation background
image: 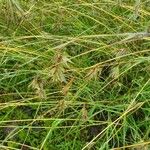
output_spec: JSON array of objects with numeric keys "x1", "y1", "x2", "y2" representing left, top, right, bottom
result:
[{"x1": 0, "y1": 0, "x2": 150, "y2": 149}]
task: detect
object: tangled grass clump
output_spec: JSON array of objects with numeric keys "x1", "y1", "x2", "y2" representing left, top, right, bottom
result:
[{"x1": 0, "y1": 0, "x2": 150, "y2": 149}]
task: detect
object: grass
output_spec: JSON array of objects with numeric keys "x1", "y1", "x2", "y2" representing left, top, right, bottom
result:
[{"x1": 0, "y1": 0, "x2": 150, "y2": 149}]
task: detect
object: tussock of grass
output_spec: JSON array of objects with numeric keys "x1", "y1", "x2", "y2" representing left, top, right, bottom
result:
[{"x1": 0, "y1": 0, "x2": 150, "y2": 149}]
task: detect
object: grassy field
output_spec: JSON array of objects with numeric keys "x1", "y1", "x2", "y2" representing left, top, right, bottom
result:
[{"x1": 0, "y1": 0, "x2": 150, "y2": 149}]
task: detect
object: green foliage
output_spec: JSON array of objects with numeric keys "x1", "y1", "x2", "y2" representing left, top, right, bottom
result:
[{"x1": 0, "y1": 0, "x2": 150, "y2": 149}]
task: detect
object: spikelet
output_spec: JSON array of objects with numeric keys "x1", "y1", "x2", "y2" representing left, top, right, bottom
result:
[
  {"x1": 81, "y1": 103, "x2": 88, "y2": 122},
  {"x1": 49, "y1": 52, "x2": 72, "y2": 83},
  {"x1": 62, "y1": 78, "x2": 74, "y2": 95},
  {"x1": 85, "y1": 66, "x2": 102, "y2": 80},
  {"x1": 29, "y1": 76, "x2": 46, "y2": 99}
]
